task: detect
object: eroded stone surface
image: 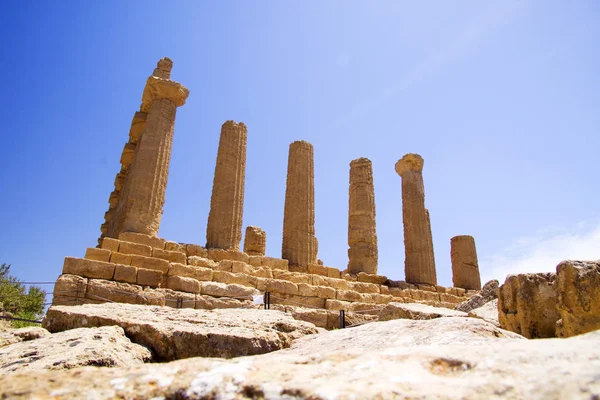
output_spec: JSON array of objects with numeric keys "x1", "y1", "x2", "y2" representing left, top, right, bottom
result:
[
  {"x1": 468, "y1": 299, "x2": 500, "y2": 327},
  {"x1": 556, "y1": 260, "x2": 600, "y2": 338},
  {"x1": 0, "y1": 326, "x2": 150, "y2": 375},
  {"x1": 395, "y1": 153, "x2": 437, "y2": 285},
  {"x1": 243, "y1": 226, "x2": 266, "y2": 256},
  {"x1": 282, "y1": 141, "x2": 318, "y2": 267},
  {"x1": 206, "y1": 121, "x2": 247, "y2": 250},
  {"x1": 0, "y1": 327, "x2": 50, "y2": 348},
  {"x1": 20, "y1": 318, "x2": 600, "y2": 400},
  {"x1": 498, "y1": 273, "x2": 559, "y2": 339},
  {"x1": 348, "y1": 157, "x2": 378, "y2": 275},
  {"x1": 456, "y1": 279, "x2": 499, "y2": 313},
  {"x1": 42, "y1": 303, "x2": 319, "y2": 361},
  {"x1": 379, "y1": 302, "x2": 468, "y2": 321}
]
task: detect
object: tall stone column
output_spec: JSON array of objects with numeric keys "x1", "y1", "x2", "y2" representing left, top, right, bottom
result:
[
  {"x1": 282, "y1": 141, "x2": 318, "y2": 268},
  {"x1": 395, "y1": 153, "x2": 437, "y2": 285},
  {"x1": 451, "y1": 235, "x2": 481, "y2": 290},
  {"x1": 244, "y1": 226, "x2": 266, "y2": 256},
  {"x1": 112, "y1": 58, "x2": 189, "y2": 237},
  {"x1": 348, "y1": 157, "x2": 378, "y2": 274},
  {"x1": 205, "y1": 121, "x2": 247, "y2": 250}
]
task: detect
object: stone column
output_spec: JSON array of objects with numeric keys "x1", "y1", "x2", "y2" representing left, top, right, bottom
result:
[
  {"x1": 205, "y1": 121, "x2": 247, "y2": 250},
  {"x1": 347, "y1": 158, "x2": 378, "y2": 274},
  {"x1": 282, "y1": 141, "x2": 318, "y2": 268},
  {"x1": 112, "y1": 58, "x2": 189, "y2": 237},
  {"x1": 451, "y1": 235, "x2": 481, "y2": 290},
  {"x1": 244, "y1": 226, "x2": 266, "y2": 256},
  {"x1": 395, "y1": 153, "x2": 437, "y2": 285}
]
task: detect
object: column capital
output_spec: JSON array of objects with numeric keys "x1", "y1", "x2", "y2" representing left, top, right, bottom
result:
[
  {"x1": 141, "y1": 76, "x2": 189, "y2": 112},
  {"x1": 350, "y1": 157, "x2": 372, "y2": 167},
  {"x1": 395, "y1": 153, "x2": 423, "y2": 176}
]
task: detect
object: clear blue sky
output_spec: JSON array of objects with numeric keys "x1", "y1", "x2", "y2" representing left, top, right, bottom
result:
[{"x1": 1, "y1": 1, "x2": 598, "y2": 290}]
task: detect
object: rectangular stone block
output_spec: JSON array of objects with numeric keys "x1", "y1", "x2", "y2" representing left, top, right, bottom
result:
[
  {"x1": 272, "y1": 271, "x2": 312, "y2": 284},
  {"x1": 201, "y1": 281, "x2": 259, "y2": 299},
  {"x1": 100, "y1": 237, "x2": 120, "y2": 252},
  {"x1": 298, "y1": 283, "x2": 319, "y2": 297},
  {"x1": 357, "y1": 272, "x2": 387, "y2": 285},
  {"x1": 130, "y1": 255, "x2": 170, "y2": 274},
  {"x1": 311, "y1": 276, "x2": 352, "y2": 291},
  {"x1": 455, "y1": 287, "x2": 466, "y2": 297},
  {"x1": 340, "y1": 272, "x2": 358, "y2": 282},
  {"x1": 325, "y1": 299, "x2": 352, "y2": 311},
  {"x1": 110, "y1": 252, "x2": 132, "y2": 265},
  {"x1": 52, "y1": 274, "x2": 88, "y2": 306},
  {"x1": 380, "y1": 285, "x2": 390, "y2": 295},
  {"x1": 417, "y1": 284, "x2": 437, "y2": 292},
  {"x1": 62, "y1": 257, "x2": 115, "y2": 280},
  {"x1": 350, "y1": 282, "x2": 380, "y2": 294},
  {"x1": 114, "y1": 264, "x2": 137, "y2": 284},
  {"x1": 307, "y1": 263, "x2": 328, "y2": 276},
  {"x1": 336, "y1": 290, "x2": 367, "y2": 302},
  {"x1": 152, "y1": 248, "x2": 187, "y2": 264},
  {"x1": 118, "y1": 232, "x2": 165, "y2": 249},
  {"x1": 263, "y1": 279, "x2": 299, "y2": 295},
  {"x1": 231, "y1": 262, "x2": 273, "y2": 278},
  {"x1": 187, "y1": 256, "x2": 218, "y2": 269},
  {"x1": 290, "y1": 309, "x2": 328, "y2": 329},
  {"x1": 186, "y1": 244, "x2": 208, "y2": 258},
  {"x1": 85, "y1": 279, "x2": 141, "y2": 305},
  {"x1": 327, "y1": 267, "x2": 341, "y2": 279},
  {"x1": 317, "y1": 286, "x2": 336, "y2": 299},
  {"x1": 207, "y1": 249, "x2": 249, "y2": 263},
  {"x1": 119, "y1": 241, "x2": 152, "y2": 257},
  {"x1": 164, "y1": 241, "x2": 187, "y2": 253},
  {"x1": 247, "y1": 256, "x2": 289, "y2": 270},
  {"x1": 167, "y1": 276, "x2": 201, "y2": 294},
  {"x1": 388, "y1": 287, "x2": 410, "y2": 298},
  {"x1": 439, "y1": 293, "x2": 463, "y2": 304},
  {"x1": 288, "y1": 265, "x2": 308, "y2": 273},
  {"x1": 84, "y1": 247, "x2": 111, "y2": 262},
  {"x1": 408, "y1": 289, "x2": 440, "y2": 302},
  {"x1": 136, "y1": 268, "x2": 163, "y2": 288},
  {"x1": 162, "y1": 289, "x2": 196, "y2": 309},
  {"x1": 273, "y1": 294, "x2": 325, "y2": 309},
  {"x1": 369, "y1": 293, "x2": 395, "y2": 304},
  {"x1": 212, "y1": 271, "x2": 257, "y2": 288},
  {"x1": 168, "y1": 263, "x2": 213, "y2": 282},
  {"x1": 195, "y1": 294, "x2": 249, "y2": 310}
]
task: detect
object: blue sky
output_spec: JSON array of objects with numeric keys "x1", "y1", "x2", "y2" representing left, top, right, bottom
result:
[{"x1": 1, "y1": 1, "x2": 599, "y2": 292}]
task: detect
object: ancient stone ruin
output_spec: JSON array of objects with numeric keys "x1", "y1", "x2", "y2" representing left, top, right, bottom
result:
[
  {"x1": 451, "y1": 235, "x2": 481, "y2": 290},
  {"x1": 49, "y1": 59, "x2": 485, "y2": 329}
]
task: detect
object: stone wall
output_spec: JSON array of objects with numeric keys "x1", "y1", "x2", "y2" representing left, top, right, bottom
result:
[{"x1": 52, "y1": 233, "x2": 472, "y2": 329}]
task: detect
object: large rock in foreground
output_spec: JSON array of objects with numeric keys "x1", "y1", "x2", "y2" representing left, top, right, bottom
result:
[
  {"x1": 43, "y1": 303, "x2": 320, "y2": 361},
  {"x1": 455, "y1": 279, "x2": 498, "y2": 312},
  {"x1": 556, "y1": 260, "x2": 600, "y2": 337},
  {"x1": 5, "y1": 318, "x2": 600, "y2": 399},
  {"x1": 379, "y1": 302, "x2": 467, "y2": 321},
  {"x1": 0, "y1": 326, "x2": 150, "y2": 375}
]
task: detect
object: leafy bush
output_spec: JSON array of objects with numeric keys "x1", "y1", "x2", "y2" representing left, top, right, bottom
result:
[{"x1": 0, "y1": 263, "x2": 46, "y2": 326}]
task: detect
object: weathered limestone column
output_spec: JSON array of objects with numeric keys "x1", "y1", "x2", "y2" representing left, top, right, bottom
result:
[
  {"x1": 282, "y1": 141, "x2": 318, "y2": 268},
  {"x1": 244, "y1": 226, "x2": 266, "y2": 256},
  {"x1": 205, "y1": 121, "x2": 247, "y2": 250},
  {"x1": 347, "y1": 158, "x2": 378, "y2": 274},
  {"x1": 451, "y1": 235, "x2": 481, "y2": 290},
  {"x1": 395, "y1": 153, "x2": 437, "y2": 285},
  {"x1": 112, "y1": 58, "x2": 189, "y2": 237}
]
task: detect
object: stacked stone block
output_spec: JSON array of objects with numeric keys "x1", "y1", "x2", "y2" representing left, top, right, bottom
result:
[
  {"x1": 347, "y1": 157, "x2": 378, "y2": 274},
  {"x1": 244, "y1": 226, "x2": 266, "y2": 256},
  {"x1": 282, "y1": 141, "x2": 318, "y2": 270},
  {"x1": 395, "y1": 154, "x2": 437, "y2": 285},
  {"x1": 206, "y1": 121, "x2": 248, "y2": 250},
  {"x1": 450, "y1": 235, "x2": 481, "y2": 290}
]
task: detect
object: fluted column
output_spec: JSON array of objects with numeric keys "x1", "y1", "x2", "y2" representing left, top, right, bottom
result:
[
  {"x1": 206, "y1": 121, "x2": 247, "y2": 250},
  {"x1": 451, "y1": 235, "x2": 481, "y2": 290},
  {"x1": 282, "y1": 141, "x2": 318, "y2": 268},
  {"x1": 110, "y1": 58, "x2": 189, "y2": 237},
  {"x1": 348, "y1": 158, "x2": 378, "y2": 274},
  {"x1": 395, "y1": 153, "x2": 437, "y2": 285}
]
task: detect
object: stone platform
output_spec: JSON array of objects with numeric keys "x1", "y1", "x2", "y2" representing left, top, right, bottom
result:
[{"x1": 51, "y1": 232, "x2": 472, "y2": 329}]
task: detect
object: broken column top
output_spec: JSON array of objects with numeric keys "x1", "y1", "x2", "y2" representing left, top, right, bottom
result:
[
  {"x1": 152, "y1": 57, "x2": 173, "y2": 80},
  {"x1": 452, "y1": 235, "x2": 474, "y2": 241},
  {"x1": 395, "y1": 153, "x2": 424, "y2": 175},
  {"x1": 350, "y1": 157, "x2": 372, "y2": 167},
  {"x1": 222, "y1": 120, "x2": 247, "y2": 130},
  {"x1": 290, "y1": 140, "x2": 313, "y2": 149}
]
